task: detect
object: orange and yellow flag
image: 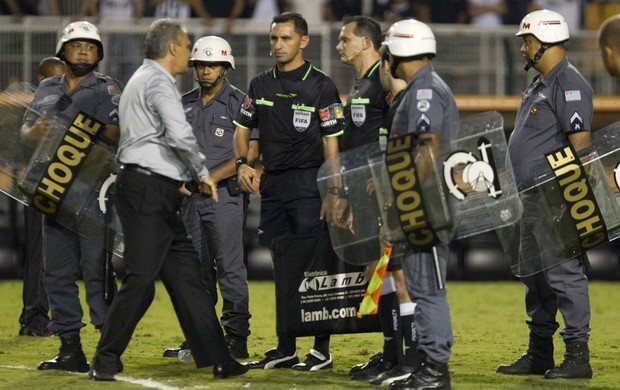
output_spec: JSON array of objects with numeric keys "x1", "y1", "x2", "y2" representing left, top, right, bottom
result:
[{"x1": 357, "y1": 246, "x2": 392, "y2": 318}]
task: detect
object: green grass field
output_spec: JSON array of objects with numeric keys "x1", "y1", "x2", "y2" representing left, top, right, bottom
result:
[{"x1": 1, "y1": 279, "x2": 619, "y2": 389}]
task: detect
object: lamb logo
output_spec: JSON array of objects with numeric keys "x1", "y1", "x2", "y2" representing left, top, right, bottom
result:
[{"x1": 443, "y1": 137, "x2": 501, "y2": 201}]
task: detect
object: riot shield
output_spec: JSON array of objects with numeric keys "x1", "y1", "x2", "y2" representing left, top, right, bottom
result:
[
  {"x1": 498, "y1": 121, "x2": 620, "y2": 277},
  {"x1": 318, "y1": 111, "x2": 522, "y2": 265},
  {"x1": 0, "y1": 83, "x2": 123, "y2": 256}
]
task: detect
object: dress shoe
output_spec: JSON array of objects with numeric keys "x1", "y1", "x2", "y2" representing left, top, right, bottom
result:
[
  {"x1": 213, "y1": 358, "x2": 249, "y2": 379},
  {"x1": 163, "y1": 340, "x2": 190, "y2": 358},
  {"x1": 89, "y1": 368, "x2": 116, "y2": 381}
]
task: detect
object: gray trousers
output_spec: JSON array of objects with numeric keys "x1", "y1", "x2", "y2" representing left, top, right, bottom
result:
[
  {"x1": 43, "y1": 218, "x2": 109, "y2": 336},
  {"x1": 518, "y1": 189, "x2": 591, "y2": 342},
  {"x1": 522, "y1": 257, "x2": 591, "y2": 342},
  {"x1": 401, "y1": 244, "x2": 453, "y2": 364},
  {"x1": 182, "y1": 187, "x2": 251, "y2": 337}
]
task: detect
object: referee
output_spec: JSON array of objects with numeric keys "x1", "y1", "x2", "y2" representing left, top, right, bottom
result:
[{"x1": 233, "y1": 12, "x2": 343, "y2": 371}]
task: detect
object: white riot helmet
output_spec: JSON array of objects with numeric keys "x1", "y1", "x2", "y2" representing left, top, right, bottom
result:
[
  {"x1": 382, "y1": 19, "x2": 436, "y2": 58},
  {"x1": 55, "y1": 21, "x2": 104, "y2": 61},
  {"x1": 188, "y1": 36, "x2": 235, "y2": 69},
  {"x1": 516, "y1": 9, "x2": 570, "y2": 44}
]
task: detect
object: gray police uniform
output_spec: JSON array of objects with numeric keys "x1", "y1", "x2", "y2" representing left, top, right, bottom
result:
[
  {"x1": 25, "y1": 72, "x2": 121, "y2": 336},
  {"x1": 390, "y1": 63, "x2": 458, "y2": 364},
  {"x1": 181, "y1": 79, "x2": 251, "y2": 338},
  {"x1": 508, "y1": 58, "x2": 592, "y2": 342}
]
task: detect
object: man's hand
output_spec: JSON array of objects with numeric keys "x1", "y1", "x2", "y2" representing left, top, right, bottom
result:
[
  {"x1": 179, "y1": 183, "x2": 192, "y2": 197},
  {"x1": 331, "y1": 197, "x2": 354, "y2": 233},
  {"x1": 199, "y1": 175, "x2": 219, "y2": 202},
  {"x1": 320, "y1": 193, "x2": 338, "y2": 224},
  {"x1": 21, "y1": 113, "x2": 54, "y2": 146},
  {"x1": 237, "y1": 164, "x2": 258, "y2": 194}
]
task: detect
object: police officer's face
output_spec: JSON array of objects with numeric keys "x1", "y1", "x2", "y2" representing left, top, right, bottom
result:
[
  {"x1": 520, "y1": 35, "x2": 541, "y2": 63},
  {"x1": 337, "y1": 22, "x2": 364, "y2": 65},
  {"x1": 195, "y1": 62, "x2": 226, "y2": 85},
  {"x1": 64, "y1": 40, "x2": 99, "y2": 65},
  {"x1": 270, "y1": 21, "x2": 307, "y2": 65}
]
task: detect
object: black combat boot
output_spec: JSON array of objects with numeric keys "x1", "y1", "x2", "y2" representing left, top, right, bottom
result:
[
  {"x1": 390, "y1": 355, "x2": 450, "y2": 390},
  {"x1": 496, "y1": 333, "x2": 554, "y2": 375},
  {"x1": 544, "y1": 340, "x2": 592, "y2": 379},
  {"x1": 38, "y1": 334, "x2": 89, "y2": 373}
]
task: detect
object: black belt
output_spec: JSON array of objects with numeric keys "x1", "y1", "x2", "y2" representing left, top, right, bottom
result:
[{"x1": 121, "y1": 164, "x2": 183, "y2": 187}]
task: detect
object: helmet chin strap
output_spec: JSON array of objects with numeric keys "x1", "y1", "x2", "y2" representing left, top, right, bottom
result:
[
  {"x1": 197, "y1": 70, "x2": 225, "y2": 91},
  {"x1": 524, "y1": 46, "x2": 548, "y2": 71},
  {"x1": 67, "y1": 61, "x2": 97, "y2": 77}
]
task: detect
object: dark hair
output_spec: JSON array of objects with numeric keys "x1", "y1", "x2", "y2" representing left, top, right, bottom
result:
[
  {"x1": 379, "y1": 45, "x2": 389, "y2": 62},
  {"x1": 272, "y1": 12, "x2": 308, "y2": 37},
  {"x1": 342, "y1": 15, "x2": 382, "y2": 51},
  {"x1": 145, "y1": 18, "x2": 185, "y2": 60},
  {"x1": 38, "y1": 57, "x2": 64, "y2": 78},
  {"x1": 599, "y1": 15, "x2": 620, "y2": 50}
]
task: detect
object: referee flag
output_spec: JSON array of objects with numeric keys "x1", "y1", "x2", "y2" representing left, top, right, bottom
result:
[{"x1": 357, "y1": 246, "x2": 392, "y2": 318}]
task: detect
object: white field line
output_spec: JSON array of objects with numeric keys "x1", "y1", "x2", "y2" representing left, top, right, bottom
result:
[{"x1": 0, "y1": 365, "x2": 189, "y2": 390}]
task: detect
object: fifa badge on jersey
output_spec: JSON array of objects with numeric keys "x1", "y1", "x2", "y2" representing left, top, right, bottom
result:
[
  {"x1": 293, "y1": 110, "x2": 311, "y2": 132},
  {"x1": 351, "y1": 104, "x2": 366, "y2": 127}
]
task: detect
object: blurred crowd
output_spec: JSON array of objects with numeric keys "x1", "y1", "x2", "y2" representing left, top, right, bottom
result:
[{"x1": 1, "y1": 0, "x2": 619, "y2": 30}]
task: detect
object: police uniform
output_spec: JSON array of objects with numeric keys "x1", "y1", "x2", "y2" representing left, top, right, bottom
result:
[
  {"x1": 234, "y1": 61, "x2": 343, "y2": 247},
  {"x1": 508, "y1": 57, "x2": 592, "y2": 342},
  {"x1": 390, "y1": 63, "x2": 458, "y2": 364},
  {"x1": 181, "y1": 79, "x2": 251, "y2": 339},
  {"x1": 25, "y1": 71, "x2": 121, "y2": 336}
]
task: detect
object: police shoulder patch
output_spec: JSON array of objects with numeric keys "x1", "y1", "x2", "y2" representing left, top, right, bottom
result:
[
  {"x1": 417, "y1": 89, "x2": 432, "y2": 100},
  {"x1": 565, "y1": 90, "x2": 581, "y2": 102},
  {"x1": 569, "y1": 112, "x2": 584, "y2": 131},
  {"x1": 416, "y1": 114, "x2": 431, "y2": 132}
]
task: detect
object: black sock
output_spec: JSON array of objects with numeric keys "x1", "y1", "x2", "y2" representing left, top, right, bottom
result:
[
  {"x1": 378, "y1": 282, "x2": 402, "y2": 365},
  {"x1": 277, "y1": 335, "x2": 296, "y2": 356},
  {"x1": 401, "y1": 302, "x2": 421, "y2": 369},
  {"x1": 313, "y1": 334, "x2": 330, "y2": 357}
]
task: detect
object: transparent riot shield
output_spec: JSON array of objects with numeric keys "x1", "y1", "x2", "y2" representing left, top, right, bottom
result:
[
  {"x1": 318, "y1": 111, "x2": 521, "y2": 265},
  {"x1": 318, "y1": 142, "x2": 389, "y2": 266},
  {"x1": 0, "y1": 83, "x2": 123, "y2": 256},
  {"x1": 498, "y1": 120, "x2": 620, "y2": 277},
  {"x1": 444, "y1": 111, "x2": 522, "y2": 240}
]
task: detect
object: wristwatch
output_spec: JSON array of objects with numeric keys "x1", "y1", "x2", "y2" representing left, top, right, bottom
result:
[{"x1": 235, "y1": 156, "x2": 248, "y2": 171}]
